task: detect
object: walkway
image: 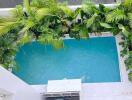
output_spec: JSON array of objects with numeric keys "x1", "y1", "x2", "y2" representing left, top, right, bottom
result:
[{"x1": 32, "y1": 82, "x2": 132, "y2": 100}]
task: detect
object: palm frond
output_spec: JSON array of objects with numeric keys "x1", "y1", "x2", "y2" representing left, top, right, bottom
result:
[
  {"x1": 82, "y1": 0, "x2": 96, "y2": 15},
  {"x1": 100, "y1": 22, "x2": 113, "y2": 28},
  {"x1": 38, "y1": 33, "x2": 64, "y2": 49},
  {"x1": 74, "y1": 8, "x2": 81, "y2": 18},
  {"x1": 17, "y1": 19, "x2": 35, "y2": 37},
  {"x1": 118, "y1": 24, "x2": 130, "y2": 37},
  {"x1": 123, "y1": 0, "x2": 132, "y2": 7},
  {"x1": 24, "y1": 0, "x2": 31, "y2": 14},
  {"x1": 11, "y1": 5, "x2": 23, "y2": 19},
  {"x1": 86, "y1": 13, "x2": 98, "y2": 28},
  {"x1": 52, "y1": 39, "x2": 64, "y2": 49},
  {"x1": 38, "y1": 34, "x2": 53, "y2": 44},
  {"x1": 35, "y1": 8, "x2": 51, "y2": 21},
  {"x1": 79, "y1": 26, "x2": 89, "y2": 38},
  {"x1": 17, "y1": 31, "x2": 32, "y2": 45},
  {"x1": 0, "y1": 21, "x2": 20, "y2": 36},
  {"x1": 59, "y1": 6, "x2": 74, "y2": 17},
  {"x1": 0, "y1": 5, "x2": 23, "y2": 36},
  {"x1": 106, "y1": 9, "x2": 126, "y2": 22}
]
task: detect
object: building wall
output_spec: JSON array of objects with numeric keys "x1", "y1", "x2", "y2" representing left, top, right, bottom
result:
[
  {"x1": 0, "y1": 66, "x2": 42, "y2": 100},
  {"x1": 0, "y1": 0, "x2": 22, "y2": 8},
  {"x1": 0, "y1": 0, "x2": 117, "y2": 8},
  {"x1": 58, "y1": 0, "x2": 116, "y2": 5}
]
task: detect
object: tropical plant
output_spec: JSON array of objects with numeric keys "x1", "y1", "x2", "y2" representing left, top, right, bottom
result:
[
  {"x1": 0, "y1": 0, "x2": 88, "y2": 69},
  {"x1": 0, "y1": 27, "x2": 20, "y2": 69},
  {"x1": 125, "y1": 51, "x2": 132, "y2": 70},
  {"x1": 128, "y1": 71, "x2": 132, "y2": 81}
]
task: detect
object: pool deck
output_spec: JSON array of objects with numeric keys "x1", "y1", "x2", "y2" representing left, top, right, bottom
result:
[
  {"x1": 31, "y1": 33, "x2": 132, "y2": 100},
  {"x1": 32, "y1": 82, "x2": 132, "y2": 100},
  {"x1": 81, "y1": 82, "x2": 132, "y2": 100}
]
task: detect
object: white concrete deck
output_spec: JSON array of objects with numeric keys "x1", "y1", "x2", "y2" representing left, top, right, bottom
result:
[
  {"x1": 32, "y1": 82, "x2": 132, "y2": 100},
  {"x1": 81, "y1": 82, "x2": 132, "y2": 100},
  {"x1": 31, "y1": 33, "x2": 132, "y2": 100}
]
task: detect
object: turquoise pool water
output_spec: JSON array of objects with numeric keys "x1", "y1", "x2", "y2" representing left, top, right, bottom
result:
[{"x1": 13, "y1": 37, "x2": 121, "y2": 84}]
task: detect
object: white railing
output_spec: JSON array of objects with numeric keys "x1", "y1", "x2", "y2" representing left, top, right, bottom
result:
[{"x1": 69, "y1": 4, "x2": 118, "y2": 10}]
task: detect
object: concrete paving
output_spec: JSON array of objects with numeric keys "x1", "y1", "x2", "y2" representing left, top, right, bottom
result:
[{"x1": 32, "y1": 82, "x2": 132, "y2": 100}]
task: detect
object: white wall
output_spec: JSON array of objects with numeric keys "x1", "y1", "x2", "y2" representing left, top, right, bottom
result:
[
  {"x1": 0, "y1": 8, "x2": 13, "y2": 16},
  {"x1": 0, "y1": 66, "x2": 42, "y2": 100},
  {"x1": 0, "y1": 4, "x2": 117, "y2": 17}
]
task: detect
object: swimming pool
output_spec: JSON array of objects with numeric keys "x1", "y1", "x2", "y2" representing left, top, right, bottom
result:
[{"x1": 13, "y1": 36, "x2": 121, "y2": 85}]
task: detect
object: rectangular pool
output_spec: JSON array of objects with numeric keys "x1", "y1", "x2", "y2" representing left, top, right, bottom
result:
[{"x1": 13, "y1": 37, "x2": 121, "y2": 84}]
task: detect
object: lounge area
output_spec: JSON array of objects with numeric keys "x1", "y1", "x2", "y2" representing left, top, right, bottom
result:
[{"x1": 44, "y1": 79, "x2": 81, "y2": 100}]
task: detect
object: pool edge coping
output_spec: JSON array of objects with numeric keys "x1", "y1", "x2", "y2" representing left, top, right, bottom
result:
[{"x1": 115, "y1": 35, "x2": 129, "y2": 82}]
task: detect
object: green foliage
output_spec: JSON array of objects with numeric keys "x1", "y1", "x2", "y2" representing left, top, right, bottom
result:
[
  {"x1": 52, "y1": 39, "x2": 64, "y2": 49},
  {"x1": 59, "y1": 6, "x2": 74, "y2": 18},
  {"x1": 128, "y1": 13, "x2": 132, "y2": 28},
  {"x1": 86, "y1": 13, "x2": 98, "y2": 28},
  {"x1": 11, "y1": 5, "x2": 23, "y2": 19},
  {"x1": 17, "y1": 31, "x2": 33, "y2": 46},
  {"x1": 0, "y1": 21, "x2": 19, "y2": 36},
  {"x1": 79, "y1": 26, "x2": 89, "y2": 39},
  {"x1": 128, "y1": 71, "x2": 132, "y2": 81},
  {"x1": 35, "y1": 8, "x2": 51, "y2": 21},
  {"x1": 31, "y1": 0, "x2": 57, "y2": 8},
  {"x1": 118, "y1": 24, "x2": 130, "y2": 37},
  {"x1": 82, "y1": 0, "x2": 96, "y2": 15},
  {"x1": 106, "y1": 9, "x2": 126, "y2": 22},
  {"x1": 123, "y1": 0, "x2": 132, "y2": 10},
  {"x1": 100, "y1": 23, "x2": 113, "y2": 29},
  {"x1": 24, "y1": 0, "x2": 31, "y2": 14},
  {"x1": 125, "y1": 51, "x2": 132, "y2": 70},
  {"x1": 0, "y1": 27, "x2": 20, "y2": 69}
]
